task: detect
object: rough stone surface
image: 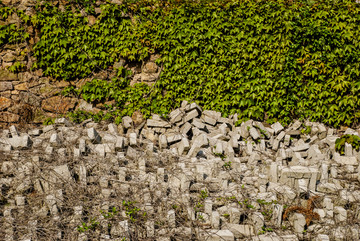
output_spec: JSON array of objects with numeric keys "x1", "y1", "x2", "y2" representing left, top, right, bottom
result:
[
  {"x1": 41, "y1": 96, "x2": 76, "y2": 113},
  {"x1": 0, "y1": 97, "x2": 12, "y2": 110},
  {"x1": 0, "y1": 112, "x2": 20, "y2": 122},
  {"x1": 1, "y1": 104, "x2": 360, "y2": 240}
]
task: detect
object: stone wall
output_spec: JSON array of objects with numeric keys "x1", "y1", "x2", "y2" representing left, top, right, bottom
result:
[
  {"x1": 0, "y1": 0, "x2": 161, "y2": 129},
  {"x1": 1, "y1": 102, "x2": 360, "y2": 240}
]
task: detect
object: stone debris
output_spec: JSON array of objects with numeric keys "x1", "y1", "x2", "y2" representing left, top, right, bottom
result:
[{"x1": 1, "y1": 101, "x2": 360, "y2": 240}]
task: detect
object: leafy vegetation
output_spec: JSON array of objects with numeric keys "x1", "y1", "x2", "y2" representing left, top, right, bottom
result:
[
  {"x1": 4, "y1": 0, "x2": 360, "y2": 127},
  {"x1": 0, "y1": 4, "x2": 30, "y2": 46},
  {"x1": 335, "y1": 134, "x2": 360, "y2": 155}
]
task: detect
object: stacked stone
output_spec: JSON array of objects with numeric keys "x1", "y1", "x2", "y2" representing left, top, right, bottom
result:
[{"x1": 1, "y1": 101, "x2": 360, "y2": 240}]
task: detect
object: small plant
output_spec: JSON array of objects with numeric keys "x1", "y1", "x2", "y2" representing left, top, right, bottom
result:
[
  {"x1": 227, "y1": 196, "x2": 236, "y2": 200},
  {"x1": 195, "y1": 202, "x2": 203, "y2": 209},
  {"x1": 335, "y1": 134, "x2": 360, "y2": 155},
  {"x1": 8, "y1": 62, "x2": 26, "y2": 73},
  {"x1": 259, "y1": 128, "x2": 267, "y2": 137},
  {"x1": 223, "y1": 213, "x2": 230, "y2": 218},
  {"x1": 239, "y1": 199, "x2": 255, "y2": 209},
  {"x1": 61, "y1": 86, "x2": 81, "y2": 97},
  {"x1": 100, "y1": 207, "x2": 119, "y2": 219},
  {"x1": 200, "y1": 190, "x2": 208, "y2": 199},
  {"x1": 222, "y1": 161, "x2": 232, "y2": 170},
  {"x1": 214, "y1": 152, "x2": 226, "y2": 160},
  {"x1": 77, "y1": 218, "x2": 99, "y2": 233},
  {"x1": 197, "y1": 214, "x2": 205, "y2": 221},
  {"x1": 43, "y1": 117, "x2": 55, "y2": 125},
  {"x1": 122, "y1": 200, "x2": 145, "y2": 223},
  {"x1": 259, "y1": 226, "x2": 273, "y2": 234},
  {"x1": 301, "y1": 126, "x2": 311, "y2": 135}
]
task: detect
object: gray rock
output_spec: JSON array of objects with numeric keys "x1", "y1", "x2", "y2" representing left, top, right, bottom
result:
[
  {"x1": 122, "y1": 116, "x2": 133, "y2": 129},
  {"x1": 271, "y1": 122, "x2": 284, "y2": 135},
  {"x1": 249, "y1": 127, "x2": 260, "y2": 140},
  {"x1": 184, "y1": 109, "x2": 200, "y2": 122},
  {"x1": 203, "y1": 115, "x2": 217, "y2": 126},
  {"x1": 192, "y1": 118, "x2": 205, "y2": 129},
  {"x1": 147, "y1": 119, "x2": 171, "y2": 128},
  {"x1": 185, "y1": 102, "x2": 202, "y2": 113},
  {"x1": 169, "y1": 108, "x2": 183, "y2": 123},
  {"x1": 334, "y1": 206, "x2": 347, "y2": 222},
  {"x1": 8, "y1": 135, "x2": 32, "y2": 148},
  {"x1": 317, "y1": 182, "x2": 337, "y2": 194},
  {"x1": 225, "y1": 224, "x2": 254, "y2": 238},
  {"x1": 9, "y1": 125, "x2": 19, "y2": 137},
  {"x1": 126, "y1": 146, "x2": 138, "y2": 159},
  {"x1": 254, "y1": 121, "x2": 270, "y2": 139},
  {"x1": 87, "y1": 127, "x2": 101, "y2": 144},
  {"x1": 129, "y1": 132, "x2": 137, "y2": 146},
  {"x1": 107, "y1": 123, "x2": 118, "y2": 135},
  {"x1": 55, "y1": 118, "x2": 72, "y2": 126},
  {"x1": 289, "y1": 213, "x2": 306, "y2": 233},
  {"x1": 53, "y1": 164, "x2": 72, "y2": 181},
  {"x1": 50, "y1": 133, "x2": 62, "y2": 146}
]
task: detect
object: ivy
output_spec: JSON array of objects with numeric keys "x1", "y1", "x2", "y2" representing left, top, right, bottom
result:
[
  {"x1": 0, "y1": 4, "x2": 30, "y2": 46},
  {"x1": 5, "y1": 0, "x2": 360, "y2": 127},
  {"x1": 335, "y1": 134, "x2": 360, "y2": 155}
]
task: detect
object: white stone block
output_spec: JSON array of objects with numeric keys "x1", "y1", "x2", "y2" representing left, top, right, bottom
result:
[
  {"x1": 271, "y1": 122, "x2": 284, "y2": 135},
  {"x1": 315, "y1": 234, "x2": 330, "y2": 241},
  {"x1": 54, "y1": 164, "x2": 72, "y2": 181},
  {"x1": 249, "y1": 127, "x2": 260, "y2": 140},
  {"x1": 8, "y1": 135, "x2": 32, "y2": 148},
  {"x1": 271, "y1": 204, "x2": 283, "y2": 227},
  {"x1": 169, "y1": 108, "x2": 183, "y2": 123},
  {"x1": 9, "y1": 125, "x2": 19, "y2": 137},
  {"x1": 344, "y1": 142, "x2": 352, "y2": 156},
  {"x1": 129, "y1": 132, "x2": 137, "y2": 146},
  {"x1": 317, "y1": 182, "x2": 337, "y2": 194},
  {"x1": 226, "y1": 224, "x2": 254, "y2": 238},
  {"x1": 50, "y1": 133, "x2": 62, "y2": 146},
  {"x1": 203, "y1": 115, "x2": 217, "y2": 126},
  {"x1": 334, "y1": 206, "x2": 347, "y2": 222},
  {"x1": 204, "y1": 199, "x2": 212, "y2": 215},
  {"x1": 122, "y1": 116, "x2": 133, "y2": 129},
  {"x1": 206, "y1": 229, "x2": 234, "y2": 241},
  {"x1": 166, "y1": 133, "x2": 182, "y2": 144},
  {"x1": 178, "y1": 137, "x2": 190, "y2": 155},
  {"x1": 147, "y1": 118, "x2": 171, "y2": 128},
  {"x1": 289, "y1": 213, "x2": 306, "y2": 233},
  {"x1": 87, "y1": 128, "x2": 101, "y2": 144},
  {"x1": 251, "y1": 212, "x2": 264, "y2": 232},
  {"x1": 159, "y1": 134, "x2": 167, "y2": 149},
  {"x1": 126, "y1": 146, "x2": 138, "y2": 159},
  {"x1": 94, "y1": 144, "x2": 106, "y2": 157},
  {"x1": 184, "y1": 109, "x2": 200, "y2": 122}
]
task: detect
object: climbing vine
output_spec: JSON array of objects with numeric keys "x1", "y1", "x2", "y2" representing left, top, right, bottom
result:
[{"x1": 3, "y1": 0, "x2": 360, "y2": 127}]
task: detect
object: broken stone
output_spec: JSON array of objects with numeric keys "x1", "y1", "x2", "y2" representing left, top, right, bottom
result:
[
  {"x1": 9, "y1": 125, "x2": 19, "y2": 137},
  {"x1": 147, "y1": 118, "x2": 171, "y2": 128},
  {"x1": 8, "y1": 135, "x2": 32, "y2": 148},
  {"x1": 50, "y1": 133, "x2": 62, "y2": 146},
  {"x1": 53, "y1": 164, "x2": 72, "y2": 181},
  {"x1": 122, "y1": 116, "x2": 133, "y2": 129},
  {"x1": 184, "y1": 109, "x2": 200, "y2": 122},
  {"x1": 87, "y1": 127, "x2": 101, "y2": 144},
  {"x1": 334, "y1": 206, "x2": 347, "y2": 222}
]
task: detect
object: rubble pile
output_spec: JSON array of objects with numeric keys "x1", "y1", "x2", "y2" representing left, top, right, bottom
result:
[{"x1": 1, "y1": 101, "x2": 360, "y2": 241}]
